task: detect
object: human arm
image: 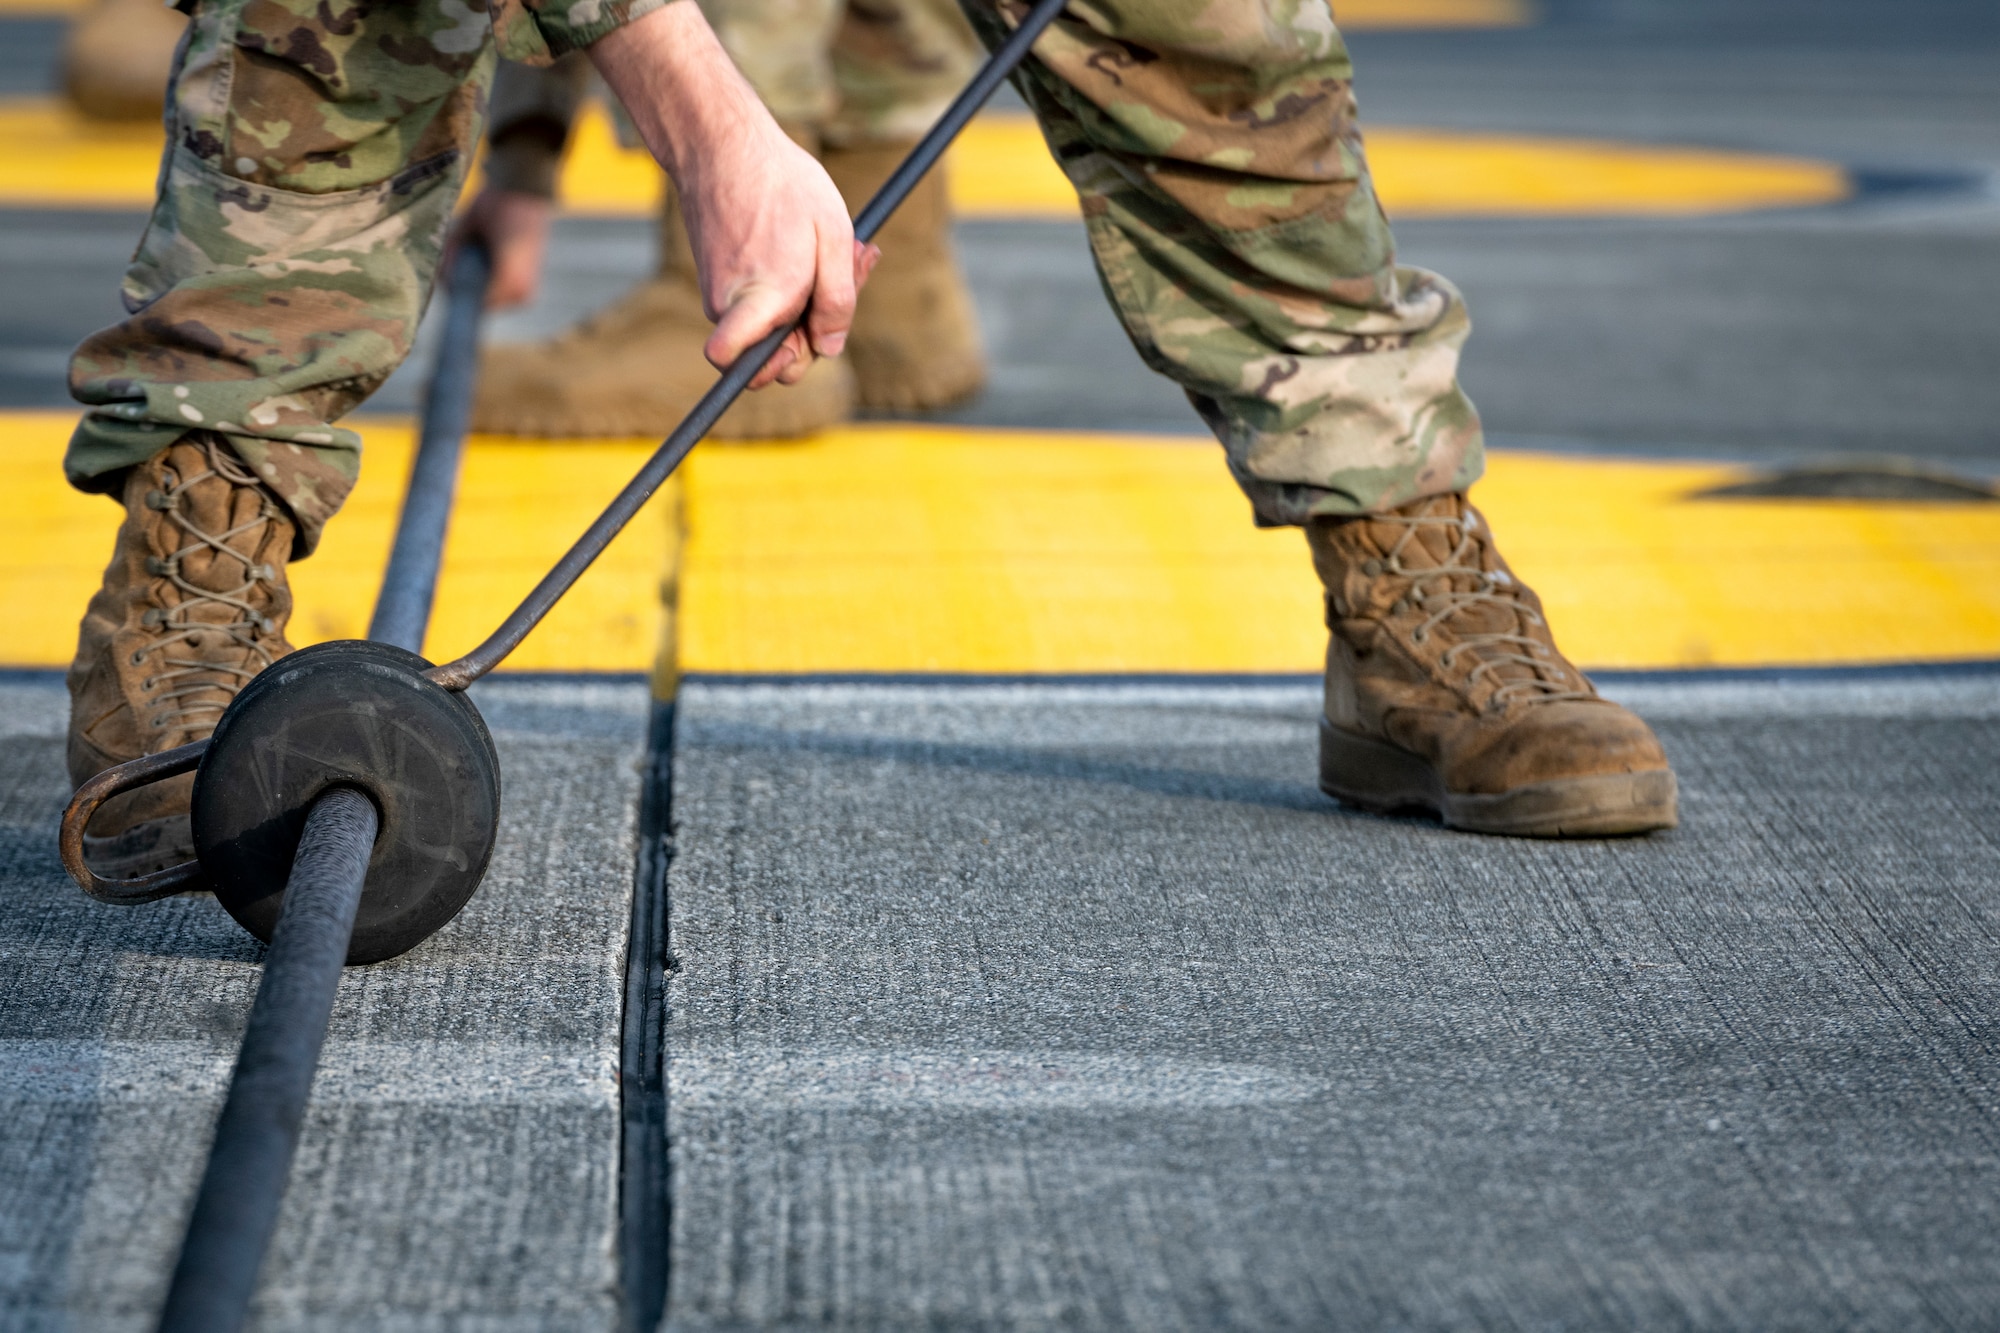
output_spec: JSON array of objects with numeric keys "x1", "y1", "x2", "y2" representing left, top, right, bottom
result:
[
  {"x1": 458, "y1": 3, "x2": 874, "y2": 383},
  {"x1": 586, "y1": 2, "x2": 873, "y2": 386}
]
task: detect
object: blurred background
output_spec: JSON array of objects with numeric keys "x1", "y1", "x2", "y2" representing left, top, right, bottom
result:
[{"x1": 7, "y1": 0, "x2": 1998, "y2": 460}]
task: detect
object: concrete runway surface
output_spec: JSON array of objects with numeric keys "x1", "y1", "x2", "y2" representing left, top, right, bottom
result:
[
  {"x1": 3, "y1": 0, "x2": 2000, "y2": 1328},
  {"x1": 661, "y1": 673, "x2": 2000, "y2": 1329},
  {"x1": 1, "y1": 677, "x2": 645, "y2": 1330}
]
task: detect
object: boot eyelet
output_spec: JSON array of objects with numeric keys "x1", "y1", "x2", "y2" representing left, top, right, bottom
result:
[
  {"x1": 1411, "y1": 628, "x2": 1429, "y2": 644},
  {"x1": 129, "y1": 651, "x2": 146, "y2": 666},
  {"x1": 1362, "y1": 559, "x2": 1383, "y2": 576}
]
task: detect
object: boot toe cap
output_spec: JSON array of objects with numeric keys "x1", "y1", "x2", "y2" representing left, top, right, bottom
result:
[{"x1": 1449, "y1": 698, "x2": 1673, "y2": 795}]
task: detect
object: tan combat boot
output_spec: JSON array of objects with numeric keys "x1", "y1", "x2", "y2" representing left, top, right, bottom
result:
[
  {"x1": 471, "y1": 176, "x2": 856, "y2": 440},
  {"x1": 1307, "y1": 492, "x2": 1677, "y2": 837},
  {"x1": 62, "y1": 0, "x2": 187, "y2": 122},
  {"x1": 68, "y1": 434, "x2": 296, "y2": 877},
  {"x1": 822, "y1": 140, "x2": 986, "y2": 412}
]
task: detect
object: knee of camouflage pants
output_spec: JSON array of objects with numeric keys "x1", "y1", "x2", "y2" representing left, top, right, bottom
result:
[
  {"x1": 958, "y1": 0, "x2": 1484, "y2": 522},
  {"x1": 64, "y1": 0, "x2": 498, "y2": 555}
]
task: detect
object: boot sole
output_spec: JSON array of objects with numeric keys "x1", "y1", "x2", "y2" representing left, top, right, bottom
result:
[
  {"x1": 83, "y1": 812, "x2": 200, "y2": 880},
  {"x1": 1318, "y1": 718, "x2": 1678, "y2": 838}
]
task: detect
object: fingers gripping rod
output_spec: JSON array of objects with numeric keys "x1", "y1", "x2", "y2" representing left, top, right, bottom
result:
[{"x1": 427, "y1": 0, "x2": 1071, "y2": 691}]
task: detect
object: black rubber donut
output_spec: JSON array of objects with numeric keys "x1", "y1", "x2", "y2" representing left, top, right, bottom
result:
[{"x1": 190, "y1": 640, "x2": 501, "y2": 964}]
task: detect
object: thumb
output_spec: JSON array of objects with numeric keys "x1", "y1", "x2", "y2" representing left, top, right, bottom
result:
[{"x1": 705, "y1": 280, "x2": 805, "y2": 389}]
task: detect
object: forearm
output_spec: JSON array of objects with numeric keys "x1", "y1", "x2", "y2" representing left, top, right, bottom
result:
[
  {"x1": 586, "y1": 3, "x2": 771, "y2": 199},
  {"x1": 569, "y1": 0, "x2": 865, "y2": 384}
]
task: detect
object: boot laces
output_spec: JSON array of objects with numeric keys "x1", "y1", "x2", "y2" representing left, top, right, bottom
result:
[
  {"x1": 132, "y1": 439, "x2": 285, "y2": 733},
  {"x1": 1375, "y1": 506, "x2": 1593, "y2": 709}
]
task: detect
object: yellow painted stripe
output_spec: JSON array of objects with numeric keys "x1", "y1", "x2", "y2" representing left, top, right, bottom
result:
[
  {"x1": 935, "y1": 116, "x2": 1850, "y2": 220},
  {"x1": 0, "y1": 97, "x2": 1850, "y2": 219},
  {"x1": 0, "y1": 0, "x2": 83, "y2": 12},
  {"x1": 3, "y1": 412, "x2": 672, "y2": 672},
  {"x1": 678, "y1": 426, "x2": 2000, "y2": 673},
  {"x1": 1335, "y1": 0, "x2": 1534, "y2": 28},
  {"x1": 8, "y1": 413, "x2": 1996, "y2": 675},
  {"x1": 0, "y1": 100, "x2": 169, "y2": 209}
]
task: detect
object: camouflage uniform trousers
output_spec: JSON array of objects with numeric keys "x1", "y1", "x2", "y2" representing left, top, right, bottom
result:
[
  {"x1": 67, "y1": 0, "x2": 1481, "y2": 548},
  {"x1": 62, "y1": 0, "x2": 664, "y2": 553},
  {"x1": 961, "y1": 0, "x2": 1483, "y2": 523},
  {"x1": 483, "y1": 0, "x2": 984, "y2": 196}
]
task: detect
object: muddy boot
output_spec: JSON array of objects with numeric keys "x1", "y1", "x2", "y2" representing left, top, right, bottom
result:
[
  {"x1": 471, "y1": 177, "x2": 856, "y2": 441},
  {"x1": 62, "y1": 0, "x2": 187, "y2": 122},
  {"x1": 823, "y1": 140, "x2": 986, "y2": 412},
  {"x1": 67, "y1": 434, "x2": 296, "y2": 877},
  {"x1": 1307, "y1": 492, "x2": 1677, "y2": 837}
]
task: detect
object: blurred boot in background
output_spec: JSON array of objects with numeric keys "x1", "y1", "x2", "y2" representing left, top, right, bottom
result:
[
  {"x1": 62, "y1": 0, "x2": 186, "y2": 121},
  {"x1": 470, "y1": 0, "x2": 986, "y2": 440}
]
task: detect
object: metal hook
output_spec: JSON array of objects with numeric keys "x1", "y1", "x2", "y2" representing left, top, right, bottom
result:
[{"x1": 59, "y1": 740, "x2": 209, "y2": 902}]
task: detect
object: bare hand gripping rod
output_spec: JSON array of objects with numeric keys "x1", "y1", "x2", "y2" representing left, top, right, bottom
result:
[
  {"x1": 60, "y1": 0, "x2": 1071, "y2": 903},
  {"x1": 429, "y1": 0, "x2": 1067, "y2": 690}
]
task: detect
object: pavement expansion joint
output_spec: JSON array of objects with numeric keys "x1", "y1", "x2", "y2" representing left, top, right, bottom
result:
[{"x1": 650, "y1": 674, "x2": 2000, "y2": 1327}]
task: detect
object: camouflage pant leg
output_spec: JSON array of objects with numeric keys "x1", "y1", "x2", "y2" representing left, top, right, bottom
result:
[
  {"x1": 65, "y1": 0, "x2": 497, "y2": 554},
  {"x1": 685, "y1": 0, "x2": 979, "y2": 141},
  {"x1": 961, "y1": 0, "x2": 1482, "y2": 522},
  {"x1": 826, "y1": 0, "x2": 983, "y2": 146}
]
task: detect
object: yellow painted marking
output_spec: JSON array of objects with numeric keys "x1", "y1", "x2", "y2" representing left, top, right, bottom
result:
[
  {"x1": 8, "y1": 413, "x2": 1997, "y2": 674},
  {"x1": 1335, "y1": 0, "x2": 1534, "y2": 28},
  {"x1": 0, "y1": 100, "x2": 172, "y2": 209},
  {"x1": 0, "y1": 0, "x2": 84, "y2": 12},
  {"x1": 0, "y1": 97, "x2": 1851, "y2": 219},
  {"x1": 678, "y1": 427, "x2": 2000, "y2": 673},
  {"x1": 1365, "y1": 128, "x2": 1849, "y2": 217},
  {"x1": 1477, "y1": 455, "x2": 2000, "y2": 670},
  {"x1": 2, "y1": 412, "x2": 672, "y2": 672},
  {"x1": 681, "y1": 427, "x2": 1321, "y2": 674},
  {"x1": 935, "y1": 116, "x2": 1850, "y2": 220}
]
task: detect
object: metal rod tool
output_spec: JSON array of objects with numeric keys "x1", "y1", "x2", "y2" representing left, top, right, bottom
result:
[
  {"x1": 148, "y1": 243, "x2": 498, "y2": 1333},
  {"x1": 425, "y1": 0, "x2": 1070, "y2": 691}
]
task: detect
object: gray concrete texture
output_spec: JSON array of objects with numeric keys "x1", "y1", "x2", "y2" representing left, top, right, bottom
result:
[
  {"x1": 662, "y1": 676, "x2": 2000, "y2": 1330},
  {"x1": 0, "y1": 677, "x2": 646, "y2": 1331}
]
